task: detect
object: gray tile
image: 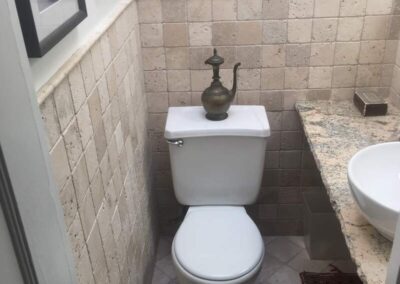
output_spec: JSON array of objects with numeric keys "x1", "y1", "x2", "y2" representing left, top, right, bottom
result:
[
  {"x1": 156, "y1": 255, "x2": 176, "y2": 279},
  {"x1": 157, "y1": 237, "x2": 173, "y2": 261},
  {"x1": 285, "y1": 236, "x2": 306, "y2": 249},
  {"x1": 152, "y1": 268, "x2": 171, "y2": 284},
  {"x1": 288, "y1": 250, "x2": 331, "y2": 273},
  {"x1": 265, "y1": 238, "x2": 303, "y2": 263},
  {"x1": 257, "y1": 254, "x2": 283, "y2": 282},
  {"x1": 268, "y1": 265, "x2": 301, "y2": 284}
]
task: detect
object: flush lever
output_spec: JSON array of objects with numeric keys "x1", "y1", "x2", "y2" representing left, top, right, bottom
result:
[{"x1": 166, "y1": 139, "x2": 184, "y2": 148}]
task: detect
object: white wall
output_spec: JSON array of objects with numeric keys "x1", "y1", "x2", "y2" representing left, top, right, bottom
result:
[{"x1": 29, "y1": 0, "x2": 123, "y2": 91}]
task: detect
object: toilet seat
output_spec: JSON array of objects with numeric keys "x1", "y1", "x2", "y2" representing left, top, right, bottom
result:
[{"x1": 173, "y1": 206, "x2": 264, "y2": 282}]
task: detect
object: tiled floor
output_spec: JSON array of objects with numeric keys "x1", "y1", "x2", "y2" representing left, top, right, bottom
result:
[{"x1": 152, "y1": 236, "x2": 357, "y2": 284}]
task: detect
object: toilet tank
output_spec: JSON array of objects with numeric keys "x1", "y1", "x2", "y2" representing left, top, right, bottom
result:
[{"x1": 164, "y1": 106, "x2": 270, "y2": 206}]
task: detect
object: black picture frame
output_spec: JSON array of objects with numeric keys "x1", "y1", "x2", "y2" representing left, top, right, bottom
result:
[{"x1": 15, "y1": 0, "x2": 87, "y2": 58}]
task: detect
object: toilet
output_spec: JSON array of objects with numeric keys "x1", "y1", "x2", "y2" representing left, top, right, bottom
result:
[{"x1": 164, "y1": 105, "x2": 270, "y2": 284}]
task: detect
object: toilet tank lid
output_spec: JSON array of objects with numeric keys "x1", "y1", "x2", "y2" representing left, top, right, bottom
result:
[{"x1": 164, "y1": 105, "x2": 270, "y2": 139}]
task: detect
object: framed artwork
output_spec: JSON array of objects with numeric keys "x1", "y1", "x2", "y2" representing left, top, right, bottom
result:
[{"x1": 15, "y1": 0, "x2": 87, "y2": 58}]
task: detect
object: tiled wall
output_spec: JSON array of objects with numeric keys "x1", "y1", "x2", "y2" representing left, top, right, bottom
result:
[
  {"x1": 390, "y1": 35, "x2": 400, "y2": 106},
  {"x1": 39, "y1": 2, "x2": 157, "y2": 283},
  {"x1": 138, "y1": 0, "x2": 400, "y2": 235}
]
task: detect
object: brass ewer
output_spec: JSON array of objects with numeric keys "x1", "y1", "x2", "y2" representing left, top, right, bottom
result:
[{"x1": 201, "y1": 49, "x2": 241, "y2": 121}]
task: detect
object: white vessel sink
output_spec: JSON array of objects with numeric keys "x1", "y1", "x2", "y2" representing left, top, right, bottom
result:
[{"x1": 348, "y1": 142, "x2": 400, "y2": 240}]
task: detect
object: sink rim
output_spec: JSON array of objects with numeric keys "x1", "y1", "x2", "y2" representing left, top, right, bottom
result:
[{"x1": 348, "y1": 141, "x2": 400, "y2": 214}]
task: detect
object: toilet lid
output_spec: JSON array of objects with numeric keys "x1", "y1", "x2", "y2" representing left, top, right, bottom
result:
[{"x1": 173, "y1": 207, "x2": 264, "y2": 281}]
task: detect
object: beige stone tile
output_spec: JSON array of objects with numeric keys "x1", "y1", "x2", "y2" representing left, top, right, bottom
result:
[
  {"x1": 237, "y1": 90, "x2": 260, "y2": 105},
  {"x1": 148, "y1": 92, "x2": 169, "y2": 112},
  {"x1": 113, "y1": 50, "x2": 129, "y2": 86},
  {"x1": 80, "y1": 52, "x2": 96, "y2": 95},
  {"x1": 263, "y1": 0, "x2": 289, "y2": 19},
  {"x1": 87, "y1": 89, "x2": 103, "y2": 132},
  {"x1": 190, "y1": 70, "x2": 210, "y2": 91},
  {"x1": 86, "y1": 223, "x2": 109, "y2": 284},
  {"x1": 163, "y1": 23, "x2": 188, "y2": 47},
  {"x1": 286, "y1": 44, "x2": 310, "y2": 67},
  {"x1": 85, "y1": 139, "x2": 99, "y2": 182},
  {"x1": 381, "y1": 64, "x2": 394, "y2": 87},
  {"x1": 334, "y1": 42, "x2": 360, "y2": 65},
  {"x1": 310, "y1": 43, "x2": 334, "y2": 66},
  {"x1": 68, "y1": 65, "x2": 86, "y2": 113},
  {"x1": 167, "y1": 70, "x2": 191, "y2": 91},
  {"x1": 366, "y1": 0, "x2": 392, "y2": 15},
  {"x1": 189, "y1": 47, "x2": 213, "y2": 69},
  {"x1": 392, "y1": 66, "x2": 400, "y2": 93},
  {"x1": 97, "y1": 78, "x2": 109, "y2": 115},
  {"x1": 76, "y1": 103, "x2": 93, "y2": 149},
  {"x1": 169, "y1": 92, "x2": 191, "y2": 106},
  {"x1": 336, "y1": 17, "x2": 364, "y2": 41},
  {"x1": 140, "y1": 24, "x2": 163, "y2": 47},
  {"x1": 54, "y1": 79, "x2": 75, "y2": 132},
  {"x1": 261, "y1": 68, "x2": 285, "y2": 90},
  {"x1": 100, "y1": 33, "x2": 112, "y2": 69},
  {"x1": 75, "y1": 245, "x2": 95, "y2": 284},
  {"x1": 189, "y1": 23, "x2": 212, "y2": 46},
  {"x1": 215, "y1": 46, "x2": 236, "y2": 68},
  {"x1": 288, "y1": 0, "x2": 314, "y2": 18},
  {"x1": 332, "y1": 66, "x2": 357, "y2": 88},
  {"x1": 90, "y1": 170, "x2": 105, "y2": 214},
  {"x1": 102, "y1": 107, "x2": 113, "y2": 145},
  {"x1": 340, "y1": 0, "x2": 366, "y2": 16},
  {"x1": 312, "y1": 18, "x2": 337, "y2": 42},
  {"x1": 212, "y1": 22, "x2": 237, "y2": 46},
  {"x1": 238, "y1": 69, "x2": 261, "y2": 90},
  {"x1": 161, "y1": 0, "x2": 187, "y2": 22},
  {"x1": 236, "y1": 46, "x2": 261, "y2": 68},
  {"x1": 166, "y1": 47, "x2": 189, "y2": 70},
  {"x1": 359, "y1": 40, "x2": 385, "y2": 64},
  {"x1": 330, "y1": 88, "x2": 355, "y2": 101},
  {"x1": 142, "y1": 47, "x2": 166, "y2": 71},
  {"x1": 260, "y1": 91, "x2": 283, "y2": 111},
  {"x1": 237, "y1": 0, "x2": 262, "y2": 20},
  {"x1": 188, "y1": 0, "x2": 212, "y2": 21},
  {"x1": 72, "y1": 155, "x2": 90, "y2": 206},
  {"x1": 285, "y1": 67, "x2": 309, "y2": 89},
  {"x1": 236, "y1": 21, "x2": 262, "y2": 45},
  {"x1": 263, "y1": 21, "x2": 287, "y2": 44},
  {"x1": 314, "y1": 0, "x2": 340, "y2": 17},
  {"x1": 138, "y1": 0, "x2": 162, "y2": 23},
  {"x1": 92, "y1": 121, "x2": 107, "y2": 162},
  {"x1": 40, "y1": 94, "x2": 61, "y2": 149},
  {"x1": 105, "y1": 64, "x2": 117, "y2": 98},
  {"x1": 362, "y1": 16, "x2": 390, "y2": 40},
  {"x1": 288, "y1": 19, "x2": 312, "y2": 43},
  {"x1": 50, "y1": 138, "x2": 70, "y2": 190},
  {"x1": 308, "y1": 66, "x2": 332, "y2": 89},
  {"x1": 68, "y1": 212, "x2": 86, "y2": 260},
  {"x1": 63, "y1": 118, "x2": 83, "y2": 169},
  {"x1": 60, "y1": 178, "x2": 78, "y2": 229},
  {"x1": 356, "y1": 64, "x2": 382, "y2": 87},
  {"x1": 212, "y1": 0, "x2": 237, "y2": 21},
  {"x1": 79, "y1": 190, "x2": 96, "y2": 241},
  {"x1": 383, "y1": 40, "x2": 398, "y2": 63},
  {"x1": 90, "y1": 41, "x2": 105, "y2": 82},
  {"x1": 388, "y1": 16, "x2": 400, "y2": 40},
  {"x1": 261, "y1": 47, "x2": 284, "y2": 70},
  {"x1": 144, "y1": 71, "x2": 168, "y2": 92}
]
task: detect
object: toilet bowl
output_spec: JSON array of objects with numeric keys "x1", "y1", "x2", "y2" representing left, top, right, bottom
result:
[
  {"x1": 171, "y1": 207, "x2": 264, "y2": 284},
  {"x1": 164, "y1": 106, "x2": 270, "y2": 284}
]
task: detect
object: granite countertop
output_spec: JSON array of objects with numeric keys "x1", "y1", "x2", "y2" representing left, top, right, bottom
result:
[{"x1": 296, "y1": 100, "x2": 400, "y2": 284}]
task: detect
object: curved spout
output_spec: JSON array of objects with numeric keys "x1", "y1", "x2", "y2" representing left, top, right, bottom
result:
[{"x1": 231, "y1": 63, "x2": 241, "y2": 100}]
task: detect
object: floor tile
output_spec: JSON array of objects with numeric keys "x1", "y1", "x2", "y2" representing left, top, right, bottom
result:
[
  {"x1": 256, "y1": 254, "x2": 283, "y2": 283},
  {"x1": 288, "y1": 250, "x2": 331, "y2": 273},
  {"x1": 152, "y1": 268, "x2": 171, "y2": 284},
  {"x1": 265, "y1": 238, "x2": 303, "y2": 263},
  {"x1": 321, "y1": 260, "x2": 357, "y2": 273},
  {"x1": 156, "y1": 255, "x2": 176, "y2": 279},
  {"x1": 157, "y1": 237, "x2": 173, "y2": 261},
  {"x1": 268, "y1": 265, "x2": 302, "y2": 284},
  {"x1": 285, "y1": 236, "x2": 306, "y2": 249},
  {"x1": 263, "y1": 236, "x2": 277, "y2": 245}
]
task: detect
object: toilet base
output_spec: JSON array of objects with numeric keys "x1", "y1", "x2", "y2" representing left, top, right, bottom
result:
[{"x1": 171, "y1": 239, "x2": 263, "y2": 284}]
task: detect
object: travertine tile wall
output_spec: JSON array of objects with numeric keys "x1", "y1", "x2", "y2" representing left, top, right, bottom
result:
[
  {"x1": 39, "y1": 2, "x2": 157, "y2": 283},
  {"x1": 390, "y1": 26, "x2": 400, "y2": 106},
  {"x1": 138, "y1": 0, "x2": 400, "y2": 235}
]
